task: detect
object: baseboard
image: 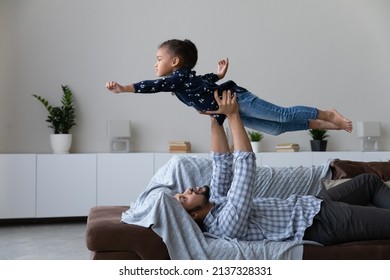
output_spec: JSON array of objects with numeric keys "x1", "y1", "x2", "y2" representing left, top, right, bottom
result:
[{"x1": 0, "y1": 216, "x2": 87, "y2": 225}]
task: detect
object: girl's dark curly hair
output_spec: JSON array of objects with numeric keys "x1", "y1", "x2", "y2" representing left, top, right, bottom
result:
[{"x1": 159, "y1": 39, "x2": 198, "y2": 69}]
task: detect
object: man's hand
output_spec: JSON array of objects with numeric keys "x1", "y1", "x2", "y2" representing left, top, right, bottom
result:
[
  {"x1": 216, "y1": 58, "x2": 229, "y2": 80},
  {"x1": 208, "y1": 90, "x2": 252, "y2": 152},
  {"x1": 206, "y1": 90, "x2": 238, "y2": 119}
]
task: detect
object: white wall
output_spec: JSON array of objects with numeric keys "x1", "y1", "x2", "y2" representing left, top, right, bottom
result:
[{"x1": 1, "y1": 0, "x2": 389, "y2": 153}]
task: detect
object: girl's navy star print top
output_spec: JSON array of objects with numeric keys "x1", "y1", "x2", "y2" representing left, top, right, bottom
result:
[{"x1": 133, "y1": 67, "x2": 247, "y2": 125}]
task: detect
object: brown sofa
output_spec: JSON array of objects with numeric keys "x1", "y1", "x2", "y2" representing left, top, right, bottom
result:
[{"x1": 85, "y1": 159, "x2": 390, "y2": 260}]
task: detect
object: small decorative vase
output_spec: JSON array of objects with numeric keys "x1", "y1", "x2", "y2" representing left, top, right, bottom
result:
[
  {"x1": 251, "y1": 141, "x2": 260, "y2": 153},
  {"x1": 310, "y1": 140, "x2": 327, "y2": 152},
  {"x1": 50, "y1": 134, "x2": 72, "y2": 154}
]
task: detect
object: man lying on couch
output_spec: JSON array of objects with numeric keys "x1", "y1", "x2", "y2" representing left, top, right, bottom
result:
[{"x1": 174, "y1": 89, "x2": 390, "y2": 245}]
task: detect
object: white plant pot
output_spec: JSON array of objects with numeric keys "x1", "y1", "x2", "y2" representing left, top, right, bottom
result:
[
  {"x1": 50, "y1": 134, "x2": 72, "y2": 154},
  {"x1": 251, "y1": 141, "x2": 260, "y2": 153}
]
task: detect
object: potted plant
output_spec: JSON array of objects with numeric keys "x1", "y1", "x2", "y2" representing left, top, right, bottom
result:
[
  {"x1": 309, "y1": 129, "x2": 328, "y2": 152},
  {"x1": 33, "y1": 85, "x2": 76, "y2": 153},
  {"x1": 248, "y1": 130, "x2": 263, "y2": 152}
]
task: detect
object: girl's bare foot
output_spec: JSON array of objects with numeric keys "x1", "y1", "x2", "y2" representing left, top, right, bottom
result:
[
  {"x1": 327, "y1": 109, "x2": 353, "y2": 132},
  {"x1": 309, "y1": 119, "x2": 341, "y2": 130},
  {"x1": 317, "y1": 109, "x2": 353, "y2": 132}
]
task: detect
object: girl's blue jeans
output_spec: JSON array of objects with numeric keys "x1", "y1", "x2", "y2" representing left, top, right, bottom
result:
[{"x1": 236, "y1": 91, "x2": 318, "y2": 135}]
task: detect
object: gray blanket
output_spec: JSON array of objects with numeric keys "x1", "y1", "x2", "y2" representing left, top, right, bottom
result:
[{"x1": 121, "y1": 155, "x2": 332, "y2": 260}]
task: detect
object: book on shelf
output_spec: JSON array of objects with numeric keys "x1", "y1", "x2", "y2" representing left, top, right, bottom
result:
[
  {"x1": 275, "y1": 143, "x2": 300, "y2": 149},
  {"x1": 276, "y1": 148, "x2": 300, "y2": 152},
  {"x1": 169, "y1": 141, "x2": 190, "y2": 146},
  {"x1": 169, "y1": 141, "x2": 191, "y2": 153},
  {"x1": 169, "y1": 147, "x2": 191, "y2": 151},
  {"x1": 275, "y1": 143, "x2": 300, "y2": 152}
]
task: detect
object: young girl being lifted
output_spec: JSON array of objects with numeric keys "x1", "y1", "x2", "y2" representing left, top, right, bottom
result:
[{"x1": 106, "y1": 39, "x2": 352, "y2": 135}]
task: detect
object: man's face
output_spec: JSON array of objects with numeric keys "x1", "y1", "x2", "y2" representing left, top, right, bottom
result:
[{"x1": 174, "y1": 186, "x2": 210, "y2": 212}]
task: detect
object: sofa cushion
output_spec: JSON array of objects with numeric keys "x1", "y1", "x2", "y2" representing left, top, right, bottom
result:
[{"x1": 330, "y1": 159, "x2": 390, "y2": 181}]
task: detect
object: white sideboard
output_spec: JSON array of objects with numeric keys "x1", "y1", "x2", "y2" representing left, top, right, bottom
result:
[
  {"x1": 1, "y1": 152, "x2": 389, "y2": 219},
  {"x1": 0, "y1": 154, "x2": 36, "y2": 219},
  {"x1": 36, "y1": 154, "x2": 97, "y2": 218}
]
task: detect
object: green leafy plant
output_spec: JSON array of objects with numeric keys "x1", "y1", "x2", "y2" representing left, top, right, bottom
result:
[
  {"x1": 309, "y1": 129, "x2": 329, "y2": 141},
  {"x1": 32, "y1": 85, "x2": 76, "y2": 134},
  {"x1": 247, "y1": 130, "x2": 263, "y2": 142}
]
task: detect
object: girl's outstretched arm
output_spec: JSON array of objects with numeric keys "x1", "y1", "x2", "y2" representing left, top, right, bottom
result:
[{"x1": 105, "y1": 81, "x2": 135, "y2": 94}]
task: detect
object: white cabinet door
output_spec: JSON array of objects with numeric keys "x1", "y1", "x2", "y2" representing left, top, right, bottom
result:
[
  {"x1": 97, "y1": 153, "x2": 154, "y2": 206},
  {"x1": 0, "y1": 154, "x2": 36, "y2": 219},
  {"x1": 36, "y1": 154, "x2": 97, "y2": 217}
]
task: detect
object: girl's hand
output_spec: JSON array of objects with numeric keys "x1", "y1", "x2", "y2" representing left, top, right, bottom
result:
[
  {"x1": 217, "y1": 58, "x2": 229, "y2": 80},
  {"x1": 105, "y1": 81, "x2": 124, "y2": 94}
]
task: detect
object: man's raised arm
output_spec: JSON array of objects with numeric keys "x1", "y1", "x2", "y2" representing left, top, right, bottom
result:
[{"x1": 208, "y1": 90, "x2": 252, "y2": 153}]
